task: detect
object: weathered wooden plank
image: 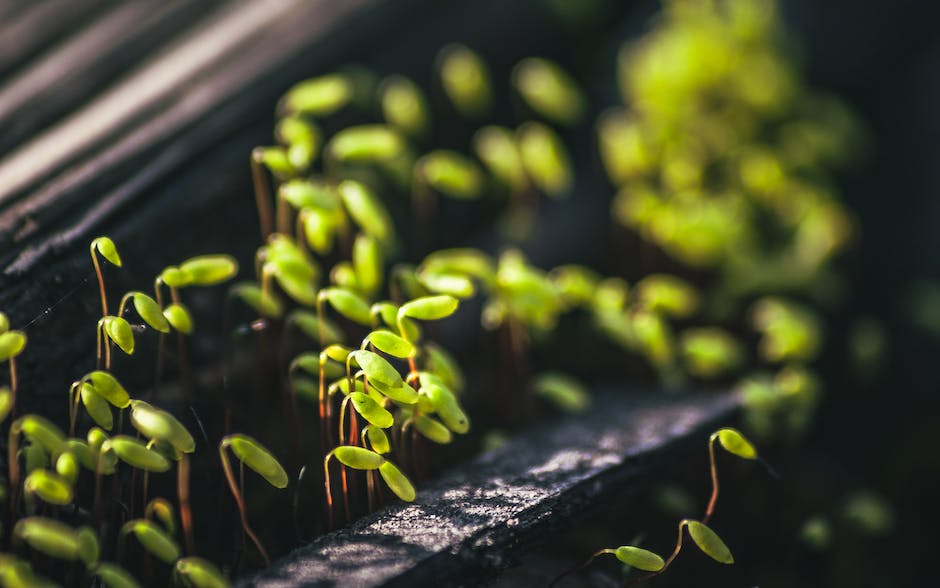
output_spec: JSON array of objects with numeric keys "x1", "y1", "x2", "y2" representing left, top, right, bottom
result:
[{"x1": 244, "y1": 391, "x2": 739, "y2": 587}]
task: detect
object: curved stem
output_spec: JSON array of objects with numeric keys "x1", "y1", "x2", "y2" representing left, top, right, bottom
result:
[
  {"x1": 251, "y1": 149, "x2": 274, "y2": 240},
  {"x1": 219, "y1": 444, "x2": 269, "y2": 564},
  {"x1": 90, "y1": 244, "x2": 108, "y2": 318},
  {"x1": 8, "y1": 357, "x2": 17, "y2": 420},
  {"x1": 117, "y1": 292, "x2": 134, "y2": 318},
  {"x1": 704, "y1": 434, "x2": 719, "y2": 524},
  {"x1": 7, "y1": 424, "x2": 22, "y2": 527},
  {"x1": 178, "y1": 454, "x2": 195, "y2": 556},
  {"x1": 323, "y1": 451, "x2": 336, "y2": 531},
  {"x1": 660, "y1": 520, "x2": 689, "y2": 573}
]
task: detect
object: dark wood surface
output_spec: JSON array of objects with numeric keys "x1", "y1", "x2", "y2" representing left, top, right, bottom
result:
[{"x1": 243, "y1": 390, "x2": 739, "y2": 587}]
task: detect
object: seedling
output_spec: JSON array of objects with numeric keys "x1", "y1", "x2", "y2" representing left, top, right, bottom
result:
[
  {"x1": 0, "y1": 311, "x2": 26, "y2": 414},
  {"x1": 219, "y1": 434, "x2": 288, "y2": 565},
  {"x1": 554, "y1": 428, "x2": 764, "y2": 585}
]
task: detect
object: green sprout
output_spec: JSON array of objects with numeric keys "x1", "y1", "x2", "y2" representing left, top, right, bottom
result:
[
  {"x1": 0, "y1": 311, "x2": 26, "y2": 416},
  {"x1": 511, "y1": 57, "x2": 586, "y2": 126},
  {"x1": 219, "y1": 434, "x2": 288, "y2": 565},
  {"x1": 436, "y1": 44, "x2": 493, "y2": 118}
]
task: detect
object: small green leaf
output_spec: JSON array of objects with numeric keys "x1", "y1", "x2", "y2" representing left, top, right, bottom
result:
[
  {"x1": 437, "y1": 44, "x2": 492, "y2": 118},
  {"x1": 225, "y1": 434, "x2": 288, "y2": 489},
  {"x1": 302, "y1": 208, "x2": 338, "y2": 255},
  {"x1": 399, "y1": 295, "x2": 459, "y2": 322},
  {"x1": 14, "y1": 517, "x2": 82, "y2": 561},
  {"x1": 56, "y1": 452, "x2": 80, "y2": 484},
  {"x1": 327, "y1": 124, "x2": 405, "y2": 163},
  {"x1": 687, "y1": 520, "x2": 734, "y2": 564},
  {"x1": 380, "y1": 75, "x2": 430, "y2": 138},
  {"x1": 472, "y1": 126, "x2": 527, "y2": 193},
  {"x1": 23, "y1": 441, "x2": 48, "y2": 474},
  {"x1": 365, "y1": 330, "x2": 415, "y2": 358},
  {"x1": 24, "y1": 469, "x2": 74, "y2": 505},
  {"x1": 353, "y1": 234, "x2": 384, "y2": 296},
  {"x1": 76, "y1": 526, "x2": 99, "y2": 566},
  {"x1": 414, "y1": 415, "x2": 452, "y2": 444},
  {"x1": 174, "y1": 557, "x2": 229, "y2": 588},
  {"x1": 0, "y1": 311, "x2": 8, "y2": 333},
  {"x1": 0, "y1": 330, "x2": 27, "y2": 361},
  {"x1": 255, "y1": 146, "x2": 293, "y2": 177},
  {"x1": 102, "y1": 316, "x2": 135, "y2": 355},
  {"x1": 532, "y1": 372, "x2": 590, "y2": 413},
  {"x1": 129, "y1": 400, "x2": 195, "y2": 453},
  {"x1": 108, "y1": 436, "x2": 171, "y2": 473},
  {"x1": 337, "y1": 180, "x2": 394, "y2": 245},
  {"x1": 0, "y1": 385, "x2": 14, "y2": 422},
  {"x1": 92, "y1": 237, "x2": 122, "y2": 267},
  {"x1": 16, "y1": 415, "x2": 67, "y2": 456},
  {"x1": 323, "y1": 288, "x2": 372, "y2": 326},
  {"x1": 512, "y1": 57, "x2": 586, "y2": 126},
  {"x1": 378, "y1": 461, "x2": 416, "y2": 502},
  {"x1": 369, "y1": 378, "x2": 419, "y2": 404},
  {"x1": 614, "y1": 546, "x2": 665, "y2": 572},
  {"x1": 416, "y1": 150, "x2": 485, "y2": 200},
  {"x1": 287, "y1": 310, "x2": 344, "y2": 345},
  {"x1": 322, "y1": 344, "x2": 352, "y2": 364},
  {"x1": 517, "y1": 122, "x2": 573, "y2": 197},
  {"x1": 349, "y1": 392, "x2": 394, "y2": 428},
  {"x1": 146, "y1": 498, "x2": 177, "y2": 534},
  {"x1": 352, "y1": 350, "x2": 402, "y2": 388},
  {"x1": 179, "y1": 255, "x2": 239, "y2": 286},
  {"x1": 231, "y1": 282, "x2": 284, "y2": 319},
  {"x1": 279, "y1": 179, "x2": 337, "y2": 212},
  {"x1": 636, "y1": 274, "x2": 700, "y2": 319},
  {"x1": 276, "y1": 117, "x2": 321, "y2": 171},
  {"x1": 128, "y1": 292, "x2": 170, "y2": 333},
  {"x1": 93, "y1": 563, "x2": 141, "y2": 588},
  {"x1": 81, "y1": 383, "x2": 113, "y2": 430},
  {"x1": 424, "y1": 343, "x2": 465, "y2": 393},
  {"x1": 364, "y1": 425, "x2": 391, "y2": 454},
  {"x1": 332, "y1": 446, "x2": 385, "y2": 470},
  {"x1": 160, "y1": 266, "x2": 191, "y2": 289},
  {"x1": 87, "y1": 371, "x2": 130, "y2": 408},
  {"x1": 163, "y1": 304, "x2": 193, "y2": 335},
  {"x1": 122, "y1": 519, "x2": 180, "y2": 564},
  {"x1": 281, "y1": 73, "x2": 353, "y2": 116},
  {"x1": 65, "y1": 439, "x2": 97, "y2": 471},
  {"x1": 418, "y1": 272, "x2": 475, "y2": 298},
  {"x1": 716, "y1": 428, "x2": 757, "y2": 460},
  {"x1": 423, "y1": 384, "x2": 469, "y2": 434}
]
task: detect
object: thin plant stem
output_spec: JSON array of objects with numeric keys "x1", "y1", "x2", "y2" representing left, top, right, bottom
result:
[
  {"x1": 219, "y1": 444, "x2": 269, "y2": 564},
  {"x1": 90, "y1": 243, "x2": 109, "y2": 318},
  {"x1": 178, "y1": 454, "x2": 196, "y2": 556},
  {"x1": 548, "y1": 548, "x2": 616, "y2": 588},
  {"x1": 8, "y1": 357, "x2": 17, "y2": 419},
  {"x1": 704, "y1": 435, "x2": 719, "y2": 524},
  {"x1": 323, "y1": 452, "x2": 335, "y2": 531},
  {"x1": 251, "y1": 150, "x2": 274, "y2": 240}
]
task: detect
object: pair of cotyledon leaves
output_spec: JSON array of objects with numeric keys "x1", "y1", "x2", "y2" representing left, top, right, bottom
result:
[{"x1": 330, "y1": 446, "x2": 415, "y2": 502}]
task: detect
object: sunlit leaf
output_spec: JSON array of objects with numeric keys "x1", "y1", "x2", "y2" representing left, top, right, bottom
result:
[
  {"x1": 365, "y1": 330, "x2": 415, "y2": 358},
  {"x1": 437, "y1": 44, "x2": 492, "y2": 118},
  {"x1": 380, "y1": 75, "x2": 430, "y2": 138},
  {"x1": 179, "y1": 255, "x2": 239, "y2": 286},
  {"x1": 512, "y1": 57, "x2": 586, "y2": 126},
  {"x1": 614, "y1": 546, "x2": 665, "y2": 571},
  {"x1": 163, "y1": 304, "x2": 194, "y2": 335},
  {"x1": 687, "y1": 520, "x2": 734, "y2": 564},
  {"x1": 76, "y1": 526, "x2": 99, "y2": 566},
  {"x1": 174, "y1": 557, "x2": 229, "y2": 588},
  {"x1": 399, "y1": 295, "x2": 459, "y2": 322},
  {"x1": 715, "y1": 428, "x2": 757, "y2": 460},
  {"x1": 364, "y1": 425, "x2": 391, "y2": 454},
  {"x1": 281, "y1": 73, "x2": 354, "y2": 117},
  {"x1": 472, "y1": 126, "x2": 528, "y2": 193},
  {"x1": 129, "y1": 400, "x2": 195, "y2": 453},
  {"x1": 416, "y1": 150, "x2": 485, "y2": 200},
  {"x1": 332, "y1": 446, "x2": 385, "y2": 470},
  {"x1": 92, "y1": 237, "x2": 122, "y2": 267},
  {"x1": 337, "y1": 180, "x2": 394, "y2": 245},
  {"x1": 14, "y1": 517, "x2": 81, "y2": 561},
  {"x1": 323, "y1": 288, "x2": 372, "y2": 326},
  {"x1": 413, "y1": 415, "x2": 452, "y2": 444},
  {"x1": 108, "y1": 436, "x2": 171, "y2": 473},
  {"x1": 0, "y1": 331, "x2": 26, "y2": 361},
  {"x1": 349, "y1": 392, "x2": 394, "y2": 428},
  {"x1": 127, "y1": 292, "x2": 170, "y2": 333},
  {"x1": 231, "y1": 282, "x2": 284, "y2": 319},
  {"x1": 352, "y1": 350, "x2": 402, "y2": 388},
  {"x1": 378, "y1": 461, "x2": 416, "y2": 501},
  {"x1": 93, "y1": 562, "x2": 141, "y2": 588},
  {"x1": 532, "y1": 372, "x2": 590, "y2": 413},
  {"x1": 122, "y1": 519, "x2": 180, "y2": 564},
  {"x1": 87, "y1": 371, "x2": 130, "y2": 408},
  {"x1": 517, "y1": 122, "x2": 572, "y2": 197},
  {"x1": 24, "y1": 469, "x2": 73, "y2": 505},
  {"x1": 81, "y1": 383, "x2": 113, "y2": 430},
  {"x1": 225, "y1": 434, "x2": 288, "y2": 489},
  {"x1": 353, "y1": 234, "x2": 384, "y2": 296}
]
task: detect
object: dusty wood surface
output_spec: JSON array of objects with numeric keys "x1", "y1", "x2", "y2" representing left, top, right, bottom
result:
[{"x1": 243, "y1": 390, "x2": 739, "y2": 587}]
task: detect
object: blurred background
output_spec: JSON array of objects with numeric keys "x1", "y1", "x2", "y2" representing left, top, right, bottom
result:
[{"x1": 0, "y1": 0, "x2": 937, "y2": 586}]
